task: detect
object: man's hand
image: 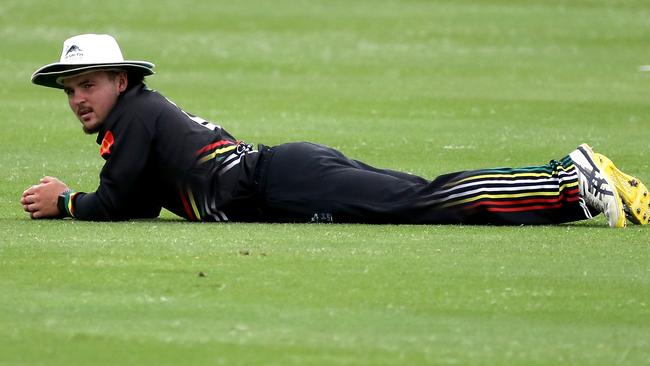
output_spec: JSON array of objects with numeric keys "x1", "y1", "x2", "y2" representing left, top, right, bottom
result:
[{"x1": 21, "y1": 176, "x2": 69, "y2": 219}]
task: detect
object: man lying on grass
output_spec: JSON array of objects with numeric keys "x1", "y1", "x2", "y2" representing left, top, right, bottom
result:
[{"x1": 21, "y1": 34, "x2": 649, "y2": 227}]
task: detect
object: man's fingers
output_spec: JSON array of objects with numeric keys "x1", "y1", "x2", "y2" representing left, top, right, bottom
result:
[
  {"x1": 23, "y1": 184, "x2": 40, "y2": 196},
  {"x1": 21, "y1": 194, "x2": 33, "y2": 205},
  {"x1": 21, "y1": 178, "x2": 66, "y2": 219},
  {"x1": 23, "y1": 202, "x2": 37, "y2": 216},
  {"x1": 24, "y1": 200, "x2": 35, "y2": 210},
  {"x1": 21, "y1": 192, "x2": 40, "y2": 214},
  {"x1": 24, "y1": 200, "x2": 46, "y2": 218}
]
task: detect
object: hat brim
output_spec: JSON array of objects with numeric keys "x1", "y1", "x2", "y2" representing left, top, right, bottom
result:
[{"x1": 31, "y1": 61, "x2": 155, "y2": 89}]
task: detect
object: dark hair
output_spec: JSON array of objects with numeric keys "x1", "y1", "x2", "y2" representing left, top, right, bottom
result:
[
  {"x1": 106, "y1": 69, "x2": 146, "y2": 91},
  {"x1": 126, "y1": 69, "x2": 146, "y2": 88}
]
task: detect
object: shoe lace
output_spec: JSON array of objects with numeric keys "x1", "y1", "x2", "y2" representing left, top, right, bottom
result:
[{"x1": 575, "y1": 164, "x2": 613, "y2": 212}]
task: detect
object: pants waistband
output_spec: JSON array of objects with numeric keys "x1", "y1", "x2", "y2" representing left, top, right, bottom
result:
[{"x1": 254, "y1": 144, "x2": 275, "y2": 194}]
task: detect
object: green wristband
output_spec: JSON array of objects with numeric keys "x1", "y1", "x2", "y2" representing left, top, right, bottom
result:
[{"x1": 57, "y1": 189, "x2": 75, "y2": 218}]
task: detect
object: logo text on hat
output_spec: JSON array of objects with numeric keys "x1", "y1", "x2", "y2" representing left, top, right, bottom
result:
[{"x1": 64, "y1": 45, "x2": 83, "y2": 60}]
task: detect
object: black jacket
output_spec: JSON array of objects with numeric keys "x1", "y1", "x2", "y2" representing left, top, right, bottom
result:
[{"x1": 68, "y1": 84, "x2": 260, "y2": 221}]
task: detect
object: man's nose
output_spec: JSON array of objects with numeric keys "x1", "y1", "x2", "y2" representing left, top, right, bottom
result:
[{"x1": 71, "y1": 91, "x2": 86, "y2": 106}]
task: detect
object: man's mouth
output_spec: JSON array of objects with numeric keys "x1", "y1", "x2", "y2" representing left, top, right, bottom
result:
[{"x1": 78, "y1": 108, "x2": 93, "y2": 121}]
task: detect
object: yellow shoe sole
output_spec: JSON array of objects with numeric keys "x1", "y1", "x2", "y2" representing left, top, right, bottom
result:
[{"x1": 594, "y1": 153, "x2": 649, "y2": 225}]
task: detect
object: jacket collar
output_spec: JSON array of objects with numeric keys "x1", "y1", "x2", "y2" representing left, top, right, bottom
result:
[{"x1": 96, "y1": 83, "x2": 145, "y2": 144}]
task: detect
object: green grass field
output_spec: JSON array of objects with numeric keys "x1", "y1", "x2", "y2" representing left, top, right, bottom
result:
[{"x1": 1, "y1": 0, "x2": 650, "y2": 365}]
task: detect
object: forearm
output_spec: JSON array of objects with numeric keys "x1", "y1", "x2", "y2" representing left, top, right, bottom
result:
[
  {"x1": 65, "y1": 190, "x2": 162, "y2": 221},
  {"x1": 23, "y1": 180, "x2": 121, "y2": 221},
  {"x1": 65, "y1": 191, "x2": 115, "y2": 221}
]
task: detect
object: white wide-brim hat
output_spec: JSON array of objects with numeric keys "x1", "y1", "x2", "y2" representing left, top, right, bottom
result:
[{"x1": 31, "y1": 34, "x2": 155, "y2": 89}]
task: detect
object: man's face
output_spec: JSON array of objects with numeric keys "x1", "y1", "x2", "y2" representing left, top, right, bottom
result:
[{"x1": 62, "y1": 71, "x2": 127, "y2": 134}]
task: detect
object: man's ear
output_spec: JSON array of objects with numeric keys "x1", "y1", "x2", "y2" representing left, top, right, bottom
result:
[{"x1": 117, "y1": 71, "x2": 128, "y2": 93}]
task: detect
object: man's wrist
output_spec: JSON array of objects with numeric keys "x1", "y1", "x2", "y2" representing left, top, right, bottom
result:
[{"x1": 57, "y1": 188, "x2": 76, "y2": 218}]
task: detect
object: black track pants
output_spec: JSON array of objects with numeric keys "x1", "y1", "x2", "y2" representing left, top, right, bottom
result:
[{"x1": 255, "y1": 142, "x2": 592, "y2": 225}]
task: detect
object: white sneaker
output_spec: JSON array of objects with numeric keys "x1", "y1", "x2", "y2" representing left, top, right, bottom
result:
[{"x1": 569, "y1": 144, "x2": 626, "y2": 228}]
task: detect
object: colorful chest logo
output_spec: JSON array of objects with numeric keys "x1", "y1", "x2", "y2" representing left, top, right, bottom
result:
[{"x1": 99, "y1": 131, "x2": 114, "y2": 159}]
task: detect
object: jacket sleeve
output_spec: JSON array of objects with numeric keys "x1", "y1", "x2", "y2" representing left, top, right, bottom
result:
[{"x1": 65, "y1": 115, "x2": 162, "y2": 220}]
